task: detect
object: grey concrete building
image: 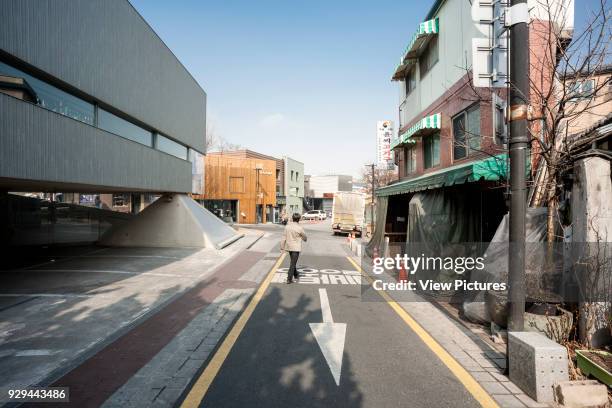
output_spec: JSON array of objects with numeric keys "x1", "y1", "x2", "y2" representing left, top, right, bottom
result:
[
  {"x1": 0, "y1": 0, "x2": 215, "y2": 247},
  {"x1": 0, "y1": 0, "x2": 206, "y2": 194},
  {"x1": 283, "y1": 156, "x2": 304, "y2": 216}
]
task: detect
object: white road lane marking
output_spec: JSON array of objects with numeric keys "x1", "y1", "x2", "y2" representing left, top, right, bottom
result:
[
  {"x1": 309, "y1": 288, "x2": 347, "y2": 386},
  {"x1": 318, "y1": 287, "x2": 334, "y2": 323}
]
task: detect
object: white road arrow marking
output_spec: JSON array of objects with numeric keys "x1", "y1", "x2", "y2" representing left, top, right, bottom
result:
[{"x1": 309, "y1": 288, "x2": 346, "y2": 386}]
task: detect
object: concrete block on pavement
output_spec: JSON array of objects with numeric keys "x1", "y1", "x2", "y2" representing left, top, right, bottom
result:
[
  {"x1": 553, "y1": 380, "x2": 609, "y2": 408},
  {"x1": 508, "y1": 331, "x2": 569, "y2": 402}
]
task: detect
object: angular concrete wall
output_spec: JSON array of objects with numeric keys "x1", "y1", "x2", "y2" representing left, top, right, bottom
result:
[{"x1": 99, "y1": 194, "x2": 242, "y2": 249}]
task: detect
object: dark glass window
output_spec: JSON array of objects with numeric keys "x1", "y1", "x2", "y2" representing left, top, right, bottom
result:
[
  {"x1": 423, "y1": 132, "x2": 440, "y2": 169},
  {"x1": 157, "y1": 134, "x2": 188, "y2": 160},
  {"x1": 405, "y1": 68, "x2": 416, "y2": 96},
  {"x1": 419, "y1": 36, "x2": 439, "y2": 78},
  {"x1": 98, "y1": 108, "x2": 153, "y2": 147},
  {"x1": 0, "y1": 60, "x2": 94, "y2": 125},
  {"x1": 452, "y1": 104, "x2": 481, "y2": 160},
  {"x1": 404, "y1": 146, "x2": 416, "y2": 174}
]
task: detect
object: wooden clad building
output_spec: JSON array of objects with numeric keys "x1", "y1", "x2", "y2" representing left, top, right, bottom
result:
[{"x1": 194, "y1": 151, "x2": 277, "y2": 224}]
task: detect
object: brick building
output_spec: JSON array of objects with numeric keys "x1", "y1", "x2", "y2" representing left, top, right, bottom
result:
[{"x1": 371, "y1": 0, "x2": 573, "y2": 248}]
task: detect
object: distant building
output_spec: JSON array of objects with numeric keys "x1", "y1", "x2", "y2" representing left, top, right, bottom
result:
[
  {"x1": 562, "y1": 65, "x2": 612, "y2": 135},
  {"x1": 352, "y1": 181, "x2": 366, "y2": 194},
  {"x1": 376, "y1": 120, "x2": 395, "y2": 170},
  {"x1": 308, "y1": 175, "x2": 353, "y2": 213},
  {"x1": 195, "y1": 150, "x2": 277, "y2": 224},
  {"x1": 283, "y1": 157, "x2": 304, "y2": 216}
]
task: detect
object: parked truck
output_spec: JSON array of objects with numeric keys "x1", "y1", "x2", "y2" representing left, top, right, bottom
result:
[{"x1": 331, "y1": 191, "x2": 366, "y2": 237}]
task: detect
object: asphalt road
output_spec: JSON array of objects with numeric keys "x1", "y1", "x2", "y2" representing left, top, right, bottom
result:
[{"x1": 196, "y1": 220, "x2": 482, "y2": 408}]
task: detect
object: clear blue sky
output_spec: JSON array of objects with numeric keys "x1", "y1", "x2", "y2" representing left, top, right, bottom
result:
[{"x1": 130, "y1": 0, "x2": 599, "y2": 178}]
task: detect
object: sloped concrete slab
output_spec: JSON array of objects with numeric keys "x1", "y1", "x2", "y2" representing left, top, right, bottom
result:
[{"x1": 100, "y1": 194, "x2": 242, "y2": 249}]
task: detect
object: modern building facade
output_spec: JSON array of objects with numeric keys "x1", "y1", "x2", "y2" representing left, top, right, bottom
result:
[
  {"x1": 308, "y1": 175, "x2": 353, "y2": 213},
  {"x1": 196, "y1": 151, "x2": 277, "y2": 224},
  {"x1": 0, "y1": 0, "x2": 206, "y2": 195},
  {"x1": 283, "y1": 157, "x2": 305, "y2": 216}
]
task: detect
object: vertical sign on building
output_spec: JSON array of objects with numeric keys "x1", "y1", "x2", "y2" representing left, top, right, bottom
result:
[{"x1": 376, "y1": 120, "x2": 395, "y2": 170}]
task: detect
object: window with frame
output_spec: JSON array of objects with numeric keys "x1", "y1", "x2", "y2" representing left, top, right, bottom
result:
[
  {"x1": 452, "y1": 105, "x2": 481, "y2": 160},
  {"x1": 405, "y1": 68, "x2": 416, "y2": 97},
  {"x1": 419, "y1": 36, "x2": 439, "y2": 78},
  {"x1": 404, "y1": 146, "x2": 416, "y2": 175},
  {"x1": 568, "y1": 79, "x2": 595, "y2": 100},
  {"x1": 423, "y1": 132, "x2": 440, "y2": 169}
]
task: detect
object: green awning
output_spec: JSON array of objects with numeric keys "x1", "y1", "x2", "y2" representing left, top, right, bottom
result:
[
  {"x1": 391, "y1": 17, "x2": 440, "y2": 81},
  {"x1": 391, "y1": 59, "x2": 416, "y2": 81},
  {"x1": 391, "y1": 113, "x2": 441, "y2": 149},
  {"x1": 376, "y1": 154, "x2": 508, "y2": 197}
]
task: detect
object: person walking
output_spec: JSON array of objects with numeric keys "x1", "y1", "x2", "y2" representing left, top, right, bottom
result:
[{"x1": 280, "y1": 213, "x2": 307, "y2": 284}]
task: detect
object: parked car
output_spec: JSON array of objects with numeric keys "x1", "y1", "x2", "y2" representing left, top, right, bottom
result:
[{"x1": 302, "y1": 210, "x2": 326, "y2": 220}]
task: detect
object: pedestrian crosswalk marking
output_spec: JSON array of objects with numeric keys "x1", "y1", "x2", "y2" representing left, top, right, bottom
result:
[{"x1": 271, "y1": 268, "x2": 361, "y2": 285}]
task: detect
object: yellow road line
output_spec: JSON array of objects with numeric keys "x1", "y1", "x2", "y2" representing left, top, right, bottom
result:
[
  {"x1": 346, "y1": 256, "x2": 500, "y2": 408},
  {"x1": 180, "y1": 252, "x2": 287, "y2": 408}
]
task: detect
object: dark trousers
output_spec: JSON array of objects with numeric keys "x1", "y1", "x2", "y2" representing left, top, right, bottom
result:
[{"x1": 288, "y1": 251, "x2": 300, "y2": 280}]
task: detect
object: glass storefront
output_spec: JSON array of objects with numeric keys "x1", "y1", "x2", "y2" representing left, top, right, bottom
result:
[{"x1": 200, "y1": 199, "x2": 237, "y2": 223}]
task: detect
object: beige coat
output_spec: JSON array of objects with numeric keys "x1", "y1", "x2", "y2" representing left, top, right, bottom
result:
[{"x1": 281, "y1": 222, "x2": 307, "y2": 252}]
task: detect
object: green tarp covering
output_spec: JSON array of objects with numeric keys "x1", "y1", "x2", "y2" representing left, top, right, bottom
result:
[{"x1": 376, "y1": 154, "x2": 508, "y2": 197}]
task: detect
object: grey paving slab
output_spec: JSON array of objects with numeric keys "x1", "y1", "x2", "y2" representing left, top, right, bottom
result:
[
  {"x1": 0, "y1": 232, "x2": 262, "y2": 392},
  {"x1": 493, "y1": 394, "x2": 528, "y2": 408},
  {"x1": 102, "y1": 288, "x2": 253, "y2": 408}
]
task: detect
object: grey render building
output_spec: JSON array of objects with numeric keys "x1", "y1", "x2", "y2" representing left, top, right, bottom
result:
[
  {"x1": 0, "y1": 0, "x2": 208, "y2": 246},
  {"x1": 0, "y1": 0, "x2": 206, "y2": 195},
  {"x1": 283, "y1": 156, "x2": 304, "y2": 216}
]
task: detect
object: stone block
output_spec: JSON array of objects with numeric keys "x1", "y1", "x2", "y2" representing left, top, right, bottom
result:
[
  {"x1": 553, "y1": 380, "x2": 609, "y2": 408},
  {"x1": 508, "y1": 331, "x2": 569, "y2": 402}
]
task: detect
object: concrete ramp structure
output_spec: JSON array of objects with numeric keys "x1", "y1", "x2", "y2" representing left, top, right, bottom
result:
[{"x1": 99, "y1": 194, "x2": 242, "y2": 249}]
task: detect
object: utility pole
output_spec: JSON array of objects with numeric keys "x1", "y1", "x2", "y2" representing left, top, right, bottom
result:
[
  {"x1": 368, "y1": 164, "x2": 376, "y2": 236},
  {"x1": 255, "y1": 166, "x2": 262, "y2": 224},
  {"x1": 507, "y1": 0, "x2": 529, "y2": 332}
]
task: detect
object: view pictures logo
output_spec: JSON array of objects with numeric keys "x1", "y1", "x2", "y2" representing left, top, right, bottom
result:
[{"x1": 372, "y1": 254, "x2": 486, "y2": 275}]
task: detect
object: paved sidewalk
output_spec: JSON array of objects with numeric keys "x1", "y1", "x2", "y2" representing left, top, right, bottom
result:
[
  {"x1": 100, "y1": 235, "x2": 282, "y2": 407},
  {"x1": 0, "y1": 236, "x2": 255, "y2": 396},
  {"x1": 103, "y1": 288, "x2": 253, "y2": 408}
]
